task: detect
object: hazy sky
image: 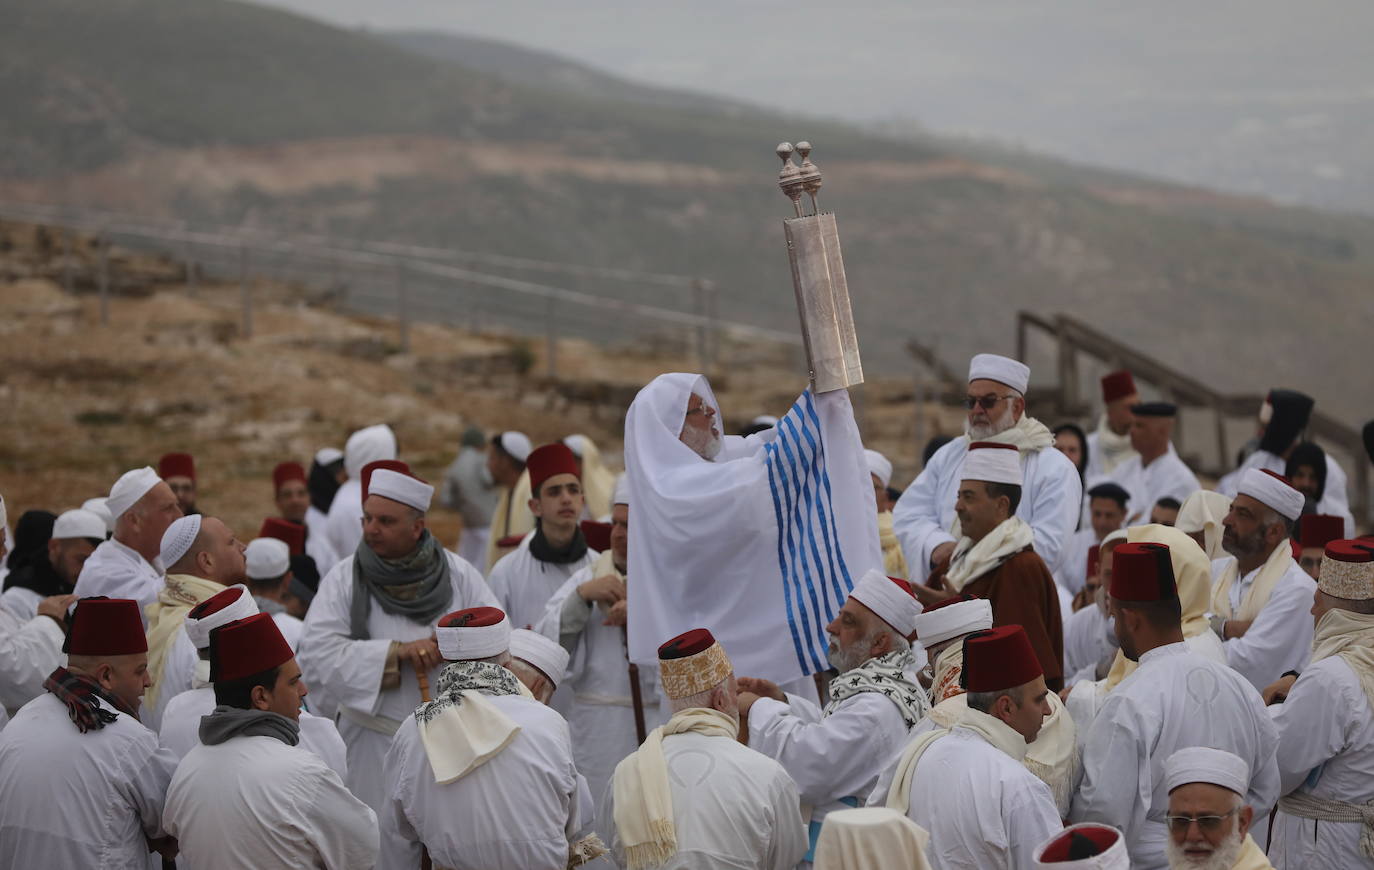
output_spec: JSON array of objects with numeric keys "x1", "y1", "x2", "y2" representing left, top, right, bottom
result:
[{"x1": 261, "y1": 0, "x2": 1374, "y2": 211}]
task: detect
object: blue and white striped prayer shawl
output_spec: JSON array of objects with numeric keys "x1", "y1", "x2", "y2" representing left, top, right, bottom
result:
[{"x1": 625, "y1": 374, "x2": 883, "y2": 686}]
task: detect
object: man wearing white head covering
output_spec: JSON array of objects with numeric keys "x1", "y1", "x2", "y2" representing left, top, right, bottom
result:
[
  {"x1": 867, "y1": 448, "x2": 909, "y2": 580},
  {"x1": 244, "y1": 537, "x2": 305, "y2": 650},
  {"x1": 508, "y1": 627, "x2": 570, "y2": 705},
  {"x1": 142, "y1": 514, "x2": 248, "y2": 731},
  {"x1": 1176, "y1": 491, "x2": 1232, "y2": 561},
  {"x1": 72, "y1": 466, "x2": 182, "y2": 616},
  {"x1": 0, "y1": 500, "x2": 76, "y2": 716},
  {"x1": 1207, "y1": 469, "x2": 1317, "y2": 690},
  {"x1": 739, "y1": 569, "x2": 927, "y2": 865},
  {"x1": 157, "y1": 584, "x2": 348, "y2": 778},
  {"x1": 814, "y1": 807, "x2": 933, "y2": 870},
  {"x1": 1163, "y1": 747, "x2": 1273, "y2": 869},
  {"x1": 534, "y1": 473, "x2": 666, "y2": 804},
  {"x1": 485, "y1": 430, "x2": 535, "y2": 572},
  {"x1": 378, "y1": 606, "x2": 582, "y2": 870},
  {"x1": 80, "y1": 498, "x2": 114, "y2": 536},
  {"x1": 324, "y1": 423, "x2": 398, "y2": 563},
  {"x1": 624, "y1": 373, "x2": 883, "y2": 698},
  {"x1": 1, "y1": 508, "x2": 104, "y2": 622},
  {"x1": 299, "y1": 466, "x2": 496, "y2": 814},
  {"x1": 1267, "y1": 539, "x2": 1374, "y2": 869},
  {"x1": 894, "y1": 354, "x2": 1082, "y2": 584}
]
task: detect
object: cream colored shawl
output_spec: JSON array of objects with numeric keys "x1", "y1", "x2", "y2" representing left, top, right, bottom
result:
[
  {"x1": 929, "y1": 643, "x2": 965, "y2": 705},
  {"x1": 884, "y1": 705, "x2": 1029, "y2": 814},
  {"x1": 611, "y1": 707, "x2": 738, "y2": 870},
  {"x1": 485, "y1": 469, "x2": 534, "y2": 573},
  {"x1": 1210, "y1": 536, "x2": 1293, "y2": 622},
  {"x1": 813, "y1": 807, "x2": 934, "y2": 870},
  {"x1": 945, "y1": 516, "x2": 1033, "y2": 592},
  {"x1": 1311, "y1": 608, "x2": 1374, "y2": 711},
  {"x1": 1092, "y1": 415, "x2": 1137, "y2": 476},
  {"x1": 144, "y1": 573, "x2": 224, "y2": 710},
  {"x1": 575, "y1": 436, "x2": 618, "y2": 521},
  {"x1": 878, "y1": 511, "x2": 908, "y2": 581},
  {"x1": 1176, "y1": 490, "x2": 1232, "y2": 561}
]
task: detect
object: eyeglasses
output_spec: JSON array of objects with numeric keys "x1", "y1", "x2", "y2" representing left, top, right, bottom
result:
[
  {"x1": 963, "y1": 394, "x2": 1016, "y2": 410},
  {"x1": 685, "y1": 406, "x2": 715, "y2": 418},
  {"x1": 1165, "y1": 807, "x2": 1238, "y2": 834}
]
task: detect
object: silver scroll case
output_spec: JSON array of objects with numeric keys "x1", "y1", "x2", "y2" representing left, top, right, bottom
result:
[{"x1": 777, "y1": 141, "x2": 863, "y2": 393}]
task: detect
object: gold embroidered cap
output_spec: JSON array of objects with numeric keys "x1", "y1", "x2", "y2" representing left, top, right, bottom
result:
[
  {"x1": 1319, "y1": 539, "x2": 1374, "y2": 600},
  {"x1": 657, "y1": 628, "x2": 733, "y2": 700}
]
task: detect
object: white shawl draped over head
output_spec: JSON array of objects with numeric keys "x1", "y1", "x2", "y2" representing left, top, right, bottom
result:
[{"x1": 624, "y1": 374, "x2": 882, "y2": 685}]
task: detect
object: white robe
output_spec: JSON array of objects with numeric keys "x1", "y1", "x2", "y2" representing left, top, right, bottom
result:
[
  {"x1": 0, "y1": 693, "x2": 177, "y2": 869},
  {"x1": 1210, "y1": 556, "x2": 1317, "y2": 690},
  {"x1": 487, "y1": 534, "x2": 597, "y2": 631},
  {"x1": 748, "y1": 688, "x2": 911, "y2": 860},
  {"x1": 165, "y1": 732, "x2": 378, "y2": 870},
  {"x1": 1069, "y1": 641, "x2": 1280, "y2": 870},
  {"x1": 143, "y1": 630, "x2": 198, "y2": 733},
  {"x1": 1084, "y1": 421, "x2": 1138, "y2": 482},
  {"x1": 901, "y1": 726, "x2": 1062, "y2": 870},
  {"x1": 72, "y1": 538, "x2": 164, "y2": 622},
  {"x1": 1218, "y1": 449, "x2": 1356, "y2": 537},
  {"x1": 894, "y1": 435, "x2": 1082, "y2": 579},
  {"x1": 324, "y1": 480, "x2": 365, "y2": 567},
  {"x1": 1053, "y1": 527, "x2": 1100, "y2": 598},
  {"x1": 305, "y1": 505, "x2": 340, "y2": 576},
  {"x1": 158, "y1": 685, "x2": 349, "y2": 780},
  {"x1": 0, "y1": 608, "x2": 63, "y2": 715},
  {"x1": 535, "y1": 565, "x2": 666, "y2": 804},
  {"x1": 1062, "y1": 603, "x2": 1115, "y2": 682},
  {"x1": 379, "y1": 694, "x2": 580, "y2": 870},
  {"x1": 598, "y1": 730, "x2": 808, "y2": 870},
  {"x1": 296, "y1": 550, "x2": 496, "y2": 813},
  {"x1": 1270, "y1": 655, "x2": 1374, "y2": 869},
  {"x1": 1, "y1": 585, "x2": 41, "y2": 621},
  {"x1": 1108, "y1": 443, "x2": 1200, "y2": 525}
]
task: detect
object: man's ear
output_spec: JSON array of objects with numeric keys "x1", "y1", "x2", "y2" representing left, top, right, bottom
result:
[
  {"x1": 94, "y1": 662, "x2": 116, "y2": 691},
  {"x1": 1237, "y1": 804, "x2": 1253, "y2": 837},
  {"x1": 527, "y1": 497, "x2": 542, "y2": 518},
  {"x1": 250, "y1": 683, "x2": 272, "y2": 712}
]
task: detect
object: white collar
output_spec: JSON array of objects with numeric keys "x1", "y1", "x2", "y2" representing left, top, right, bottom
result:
[{"x1": 1138, "y1": 641, "x2": 1189, "y2": 666}]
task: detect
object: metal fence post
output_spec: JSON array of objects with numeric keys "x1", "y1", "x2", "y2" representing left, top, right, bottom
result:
[
  {"x1": 239, "y1": 244, "x2": 252, "y2": 338},
  {"x1": 97, "y1": 235, "x2": 110, "y2": 326},
  {"x1": 396, "y1": 260, "x2": 410, "y2": 352}
]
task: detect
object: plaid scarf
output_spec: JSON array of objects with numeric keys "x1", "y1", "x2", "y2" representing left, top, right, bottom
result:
[{"x1": 43, "y1": 666, "x2": 139, "y2": 733}]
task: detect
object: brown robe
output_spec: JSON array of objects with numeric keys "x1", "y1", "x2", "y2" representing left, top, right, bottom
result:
[{"x1": 953, "y1": 547, "x2": 1064, "y2": 691}]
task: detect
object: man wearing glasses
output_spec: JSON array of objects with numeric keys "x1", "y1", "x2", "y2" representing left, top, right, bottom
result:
[
  {"x1": 1162, "y1": 747, "x2": 1273, "y2": 869},
  {"x1": 893, "y1": 353, "x2": 1082, "y2": 595}
]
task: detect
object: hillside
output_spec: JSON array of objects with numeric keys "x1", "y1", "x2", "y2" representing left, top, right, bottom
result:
[{"x1": 1, "y1": 0, "x2": 1371, "y2": 427}]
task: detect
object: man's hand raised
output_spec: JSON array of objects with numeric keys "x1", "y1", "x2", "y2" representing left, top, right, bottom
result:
[
  {"x1": 736, "y1": 677, "x2": 786, "y2": 703},
  {"x1": 578, "y1": 574, "x2": 626, "y2": 607}
]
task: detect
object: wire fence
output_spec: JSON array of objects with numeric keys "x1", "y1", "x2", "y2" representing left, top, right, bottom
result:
[{"x1": 0, "y1": 201, "x2": 803, "y2": 377}]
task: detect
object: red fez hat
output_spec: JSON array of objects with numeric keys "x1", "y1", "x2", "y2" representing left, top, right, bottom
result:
[
  {"x1": 209, "y1": 613, "x2": 294, "y2": 682},
  {"x1": 1039, "y1": 825, "x2": 1122, "y2": 862},
  {"x1": 1326, "y1": 539, "x2": 1374, "y2": 563},
  {"x1": 1100, "y1": 371, "x2": 1137, "y2": 403},
  {"x1": 658, "y1": 627, "x2": 716, "y2": 660},
  {"x1": 581, "y1": 520, "x2": 612, "y2": 553},
  {"x1": 1086, "y1": 546, "x2": 1101, "y2": 577},
  {"x1": 438, "y1": 606, "x2": 507, "y2": 628},
  {"x1": 527, "y1": 443, "x2": 581, "y2": 494},
  {"x1": 360, "y1": 459, "x2": 411, "y2": 505},
  {"x1": 1299, "y1": 514, "x2": 1346, "y2": 551},
  {"x1": 923, "y1": 592, "x2": 980, "y2": 614},
  {"x1": 272, "y1": 462, "x2": 307, "y2": 491},
  {"x1": 259, "y1": 517, "x2": 306, "y2": 556},
  {"x1": 158, "y1": 452, "x2": 196, "y2": 480},
  {"x1": 960, "y1": 625, "x2": 1042, "y2": 692},
  {"x1": 1109, "y1": 542, "x2": 1178, "y2": 602},
  {"x1": 65, "y1": 597, "x2": 147, "y2": 656}
]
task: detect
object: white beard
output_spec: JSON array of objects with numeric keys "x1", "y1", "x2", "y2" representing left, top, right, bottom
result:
[
  {"x1": 967, "y1": 404, "x2": 1016, "y2": 441},
  {"x1": 681, "y1": 426, "x2": 722, "y2": 461},
  {"x1": 1165, "y1": 829, "x2": 1244, "y2": 870}
]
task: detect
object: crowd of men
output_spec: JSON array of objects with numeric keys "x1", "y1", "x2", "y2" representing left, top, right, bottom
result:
[{"x1": 1, "y1": 355, "x2": 1373, "y2": 870}]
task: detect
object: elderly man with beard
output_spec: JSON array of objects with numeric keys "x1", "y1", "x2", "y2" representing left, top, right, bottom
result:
[
  {"x1": 739, "y1": 570, "x2": 927, "y2": 866},
  {"x1": 624, "y1": 373, "x2": 882, "y2": 703},
  {"x1": 1163, "y1": 748, "x2": 1273, "y2": 870},
  {"x1": 894, "y1": 354, "x2": 1082, "y2": 583},
  {"x1": 1208, "y1": 469, "x2": 1317, "y2": 690}
]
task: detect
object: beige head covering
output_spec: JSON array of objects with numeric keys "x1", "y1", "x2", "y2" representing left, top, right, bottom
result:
[
  {"x1": 1175, "y1": 490, "x2": 1232, "y2": 561},
  {"x1": 814, "y1": 807, "x2": 934, "y2": 870}
]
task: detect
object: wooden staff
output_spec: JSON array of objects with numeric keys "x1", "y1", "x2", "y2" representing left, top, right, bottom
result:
[{"x1": 621, "y1": 626, "x2": 647, "y2": 744}]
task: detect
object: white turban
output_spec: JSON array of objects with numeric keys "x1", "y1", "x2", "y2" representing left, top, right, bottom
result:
[
  {"x1": 160, "y1": 515, "x2": 203, "y2": 569},
  {"x1": 563, "y1": 434, "x2": 587, "y2": 458},
  {"x1": 499, "y1": 431, "x2": 533, "y2": 464},
  {"x1": 53, "y1": 509, "x2": 108, "y2": 542},
  {"x1": 314, "y1": 446, "x2": 344, "y2": 466},
  {"x1": 245, "y1": 538, "x2": 290, "y2": 581},
  {"x1": 107, "y1": 466, "x2": 162, "y2": 519},
  {"x1": 183, "y1": 585, "x2": 259, "y2": 650},
  {"x1": 1236, "y1": 468, "x2": 1304, "y2": 522},
  {"x1": 437, "y1": 611, "x2": 511, "y2": 661},
  {"x1": 1032, "y1": 823, "x2": 1130, "y2": 869},
  {"x1": 1175, "y1": 490, "x2": 1232, "y2": 560},
  {"x1": 961, "y1": 443, "x2": 1022, "y2": 486},
  {"x1": 368, "y1": 469, "x2": 434, "y2": 513},
  {"x1": 344, "y1": 424, "x2": 397, "y2": 479},
  {"x1": 865, "y1": 449, "x2": 893, "y2": 488},
  {"x1": 914, "y1": 597, "x2": 993, "y2": 648},
  {"x1": 509, "y1": 628, "x2": 571, "y2": 687},
  {"x1": 1164, "y1": 746, "x2": 1249, "y2": 796},
  {"x1": 849, "y1": 568, "x2": 920, "y2": 637},
  {"x1": 612, "y1": 473, "x2": 630, "y2": 507},
  {"x1": 968, "y1": 353, "x2": 1029, "y2": 394}
]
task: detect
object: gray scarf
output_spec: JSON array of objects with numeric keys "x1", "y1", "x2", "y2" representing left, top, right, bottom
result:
[
  {"x1": 415, "y1": 660, "x2": 522, "y2": 725},
  {"x1": 350, "y1": 529, "x2": 451, "y2": 639},
  {"x1": 199, "y1": 705, "x2": 301, "y2": 747},
  {"x1": 826, "y1": 649, "x2": 929, "y2": 729}
]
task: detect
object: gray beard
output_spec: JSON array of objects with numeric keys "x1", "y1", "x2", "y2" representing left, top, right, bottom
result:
[
  {"x1": 827, "y1": 639, "x2": 868, "y2": 674},
  {"x1": 1164, "y1": 829, "x2": 1244, "y2": 870},
  {"x1": 967, "y1": 407, "x2": 1015, "y2": 441},
  {"x1": 681, "y1": 426, "x2": 722, "y2": 461}
]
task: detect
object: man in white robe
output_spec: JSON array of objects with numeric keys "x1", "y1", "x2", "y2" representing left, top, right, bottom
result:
[
  {"x1": 272, "y1": 460, "x2": 338, "y2": 575},
  {"x1": 325, "y1": 423, "x2": 398, "y2": 562},
  {"x1": 1, "y1": 507, "x2": 104, "y2": 621},
  {"x1": 143, "y1": 513, "x2": 247, "y2": 732},
  {"x1": 379, "y1": 607, "x2": 581, "y2": 870},
  {"x1": 298, "y1": 466, "x2": 496, "y2": 812},
  {"x1": 601, "y1": 627, "x2": 807, "y2": 870},
  {"x1": 485, "y1": 430, "x2": 535, "y2": 572},
  {"x1": 0, "y1": 591, "x2": 73, "y2": 716},
  {"x1": 73, "y1": 466, "x2": 182, "y2": 615},
  {"x1": 1163, "y1": 747, "x2": 1275, "y2": 870},
  {"x1": 894, "y1": 354, "x2": 1082, "y2": 580},
  {"x1": 165, "y1": 611, "x2": 377, "y2": 869},
  {"x1": 1109, "y1": 402, "x2": 1201, "y2": 525},
  {"x1": 1084, "y1": 370, "x2": 1140, "y2": 484},
  {"x1": 880, "y1": 624, "x2": 1062, "y2": 869},
  {"x1": 536, "y1": 477, "x2": 666, "y2": 804},
  {"x1": 740, "y1": 570, "x2": 928, "y2": 864},
  {"x1": 488, "y1": 443, "x2": 598, "y2": 631},
  {"x1": 243, "y1": 536, "x2": 306, "y2": 650},
  {"x1": 159, "y1": 584, "x2": 347, "y2": 778},
  {"x1": 1056, "y1": 482, "x2": 1127, "y2": 601},
  {"x1": 0, "y1": 597, "x2": 179, "y2": 866},
  {"x1": 1071, "y1": 541, "x2": 1279, "y2": 870},
  {"x1": 1207, "y1": 469, "x2": 1316, "y2": 690},
  {"x1": 1268, "y1": 539, "x2": 1374, "y2": 868}
]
